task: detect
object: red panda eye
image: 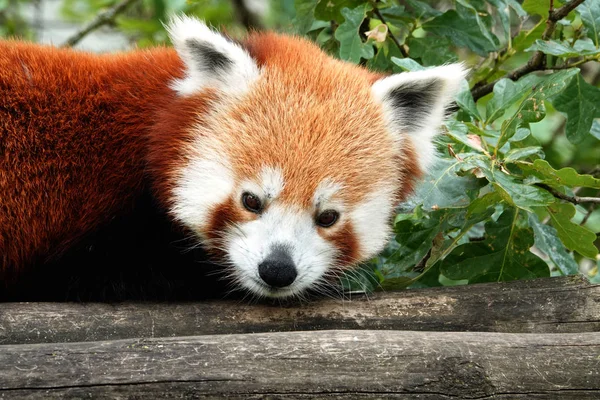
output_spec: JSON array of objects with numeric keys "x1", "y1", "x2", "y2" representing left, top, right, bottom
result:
[
  {"x1": 316, "y1": 210, "x2": 339, "y2": 228},
  {"x1": 242, "y1": 192, "x2": 263, "y2": 213}
]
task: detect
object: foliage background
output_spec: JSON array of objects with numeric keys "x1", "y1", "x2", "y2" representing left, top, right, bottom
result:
[{"x1": 2, "y1": 0, "x2": 599, "y2": 291}]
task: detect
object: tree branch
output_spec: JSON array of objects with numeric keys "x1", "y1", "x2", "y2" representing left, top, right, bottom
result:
[
  {"x1": 230, "y1": 0, "x2": 264, "y2": 31},
  {"x1": 61, "y1": 0, "x2": 138, "y2": 48},
  {"x1": 536, "y1": 183, "x2": 600, "y2": 204},
  {"x1": 471, "y1": 0, "x2": 587, "y2": 101},
  {"x1": 371, "y1": 6, "x2": 409, "y2": 57},
  {"x1": 580, "y1": 203, "x2": 597, "y2": 225}
]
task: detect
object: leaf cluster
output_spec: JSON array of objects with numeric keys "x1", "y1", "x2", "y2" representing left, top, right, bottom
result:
[{"x1": 293, "y1": 0, "x2": 600, "y2": 290}]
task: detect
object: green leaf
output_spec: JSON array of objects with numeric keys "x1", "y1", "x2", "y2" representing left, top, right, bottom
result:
[
  {"x1": 422, "y1": 10, "x2": 498, "y2": 56},
  {"x1": 525, "y1": 38, "x2": 600, "y2": 57},
  {"x1": 546, "y1": 203, "x2": 599, "y2": 258},
  {"x1": 509, "y1": 127, "x2": 533, "y2": 142},
  {"x1": 467, "y1": 191, "x2": 504, "y2": 216},
  {"x1": 486, "y1": 76, "x2": 542, "y2": 124},
  {"x1": 550, "y1": 72, "x2": 600, "y2": 144},
  {"x1": 379, "y1": 276, "x2": 415, "y2": 290},
  {"x1": 503, "y1": 0, "x2": 528, "y2": 17},
  {"x1": 390, "y1": 57, "x2": 425, "y2": 71},
  {"x1": 379, "y1": 5, "x2": 409, "y2": 20},
  {"x1": 577, "y1": 0, "x2": 600, "y2": 46},
  {"x1": 518, "y1": 159, "x2": 600, "y2": 188},
  {"x1": 486, "y1": 0, "x2": 513, "y2": 42},
  {"x1": 497, "y1": 90, "x2": 546, "y2": 149},
  {"x1": 591, "y1": 119, "x2": 600, "y2": 140},
  {"x1": 536, "y1": 68, "x2": 580, "y2": 98},
  {"x1": 340, "y1": 265, "x2": 380, "y2": 292},
  {"x1": 523, "y1": 0, "x2": 562, "y2": 17},
  {"x1": 528, "y1": 213, "x2": 579, "y2": 275},
  {"x1": 495, "y1": 70, "x2": 579, "y2": 150},
  {"x1": 456, "y1": 1, "x2": 500, "y2": 51},
  {"x1": 505, "y1": 146, "x2": 544, "y2": 162},
  {"x1": 408, "y1": 35, "x2": 458, "y2": 66},
  {"x1": 412, "y1": 157, "x2": 484, "y2": 210},
  {"x1": 367, "y1": 46, "x2": 390, "y2": 72},
  {"x1": 334, "y1": 4, "x2": 374, "y2": 63},
  {"x1": 294, "y1": 0, "x2": 318, "y2": 33},
  {"x1": 513, "y1": 20, "x2": 546, "y2": 51},
  {"x1": 404, "y1": 0, "x2": 442, "y2": 19},
  {"x1": 389, "y1": 210, "x2": 449, "y2": 272},
  {"x1": 420, "y1": 204, "x2": 497, "y2": 274},
  {"x1": 492, "y1": 170, "x2": 556, "y2": 210},
  {"x1": 368, "y1": 42, "x2": 406, "y2": 72},
  {"x1": 314, "y1": 0, "x2": 363, "y2": 21},
  {"x1": 444, "y1": 120, "x2": 484, "y2": 150},
  {"x1": 440, "y1": 209, "x2": 550, "y2": 282},
  {"x1": 455, "y1": 80, "x2": 482, "y2": 121}
]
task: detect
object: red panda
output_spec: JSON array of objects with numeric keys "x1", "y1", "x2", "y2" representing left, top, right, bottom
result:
[{"x1": 0, "y1": 16, "x2": 466, "y2": 299}]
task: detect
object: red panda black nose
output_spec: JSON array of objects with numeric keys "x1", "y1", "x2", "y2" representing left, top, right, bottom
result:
[{"x1": 258, "y1": 246, "x2": 297, "y2": 288}]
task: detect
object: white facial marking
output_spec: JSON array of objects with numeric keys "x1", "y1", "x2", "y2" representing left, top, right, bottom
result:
[
  {"x1": 238, "y1": 166, "x2": 285, "y2": 209},
  {"x1": 167, "y1": 15, "x2": 260, "y2": 97},
  {"x1": 313, "y1": 178, "x2": 344, "y2": 209},
  {"x1": 226, "y1": 204, "x2": 336, "y2": 298},
  {"x1": 350, "y1": 188, "x2": 395, "y2": 260},
  {"x1": 172, "y1": 151, "x2": 234, "y2": 234},
  {"x1": 259, "y1": 166, "x2": 285, "y2": 200},
  {"x1": 372, "y1": 63, "x2": 468, "y2": 172}
]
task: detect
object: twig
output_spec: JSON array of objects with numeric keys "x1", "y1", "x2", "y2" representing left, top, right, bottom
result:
[
  {"x1": 580, "y1": 203, "x2": 596, "y2": 226},
  {"x1": 61, "y1": 0, "x2": 138, "y2": 47},
  {"x1": 548, "y1": 55, "x2": 600, "y2": 70},
  {"x1": 536, "y1": 183, "x2": 600, "y2": 204},
  {"x1": 371, "y1": 5, "x2": 409, "y2": 57},
  {"x1": 471, "y1": 0, "x2": 587, "y2": 101},
  {"x1": 230, "y1": 0, "x2": 264, "y2": 31},
  {"x1": 585, "y1": 166, "x2": 600, "y2": 176}
]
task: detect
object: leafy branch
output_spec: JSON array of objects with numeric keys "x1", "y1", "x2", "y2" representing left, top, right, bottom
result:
[
  {"x1": 370, "y1": 4, "x2": 408, "y2": 57},
  {"x1": 61, "y1": 0, "x2": 139, "y2": 47},
  {"x1": 537, "y1": 184, "x2": 600, "y2": 205},
  {"x1": 471, "y1": 0, "x2": 588, "y2": 101}
]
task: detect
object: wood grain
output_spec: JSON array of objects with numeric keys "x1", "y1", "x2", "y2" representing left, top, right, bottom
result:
[
  {"x1": 0, "y1": 330, "x2": 598, "y2": 399},
  {"x1": 1, "y1": 276, "x2": 598, "y2": 345}
]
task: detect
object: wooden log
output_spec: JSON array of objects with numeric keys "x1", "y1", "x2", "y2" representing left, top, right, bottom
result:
[
  {"x1": 1, "y1": 276, "x2": 598, "y2": 345},
  {"x1": 0, "y1": 330, "x2": 598, "y2": 399}
]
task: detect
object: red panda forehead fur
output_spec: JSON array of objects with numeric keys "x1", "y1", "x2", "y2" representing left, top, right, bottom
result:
[{"x1": 210, "y1": 32, "x2": 407, "y2": 208}]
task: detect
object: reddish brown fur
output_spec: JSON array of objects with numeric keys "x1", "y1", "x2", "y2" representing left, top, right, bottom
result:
[
  {"x1": 231, "y1": 33, "x2": 401, "y2": 208},
  {"x1": 0, "y1": 41, "x2": 183, "y2": 274},
  {"x1": 205, "y1": 197, "x2": 255, "y2": 258},
  {"x1": 328, "y1": 223, "x2": 360, "y2": 267}
]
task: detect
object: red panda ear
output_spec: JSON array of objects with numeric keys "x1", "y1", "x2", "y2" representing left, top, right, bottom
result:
[
  {"x1": 371, "y1": 63, "x2": 468, "y2": 171},
  {"x1": 167, "y1": 15, "x2": 260, "y2": 97}
]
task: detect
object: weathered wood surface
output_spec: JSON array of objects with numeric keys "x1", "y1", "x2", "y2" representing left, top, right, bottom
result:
[
  {"x1": 0, "y1": 330, "x2": 598, "y2": 399},
  {"x1": 1, "y1": 276, "x2": 598, "y2": 345}
]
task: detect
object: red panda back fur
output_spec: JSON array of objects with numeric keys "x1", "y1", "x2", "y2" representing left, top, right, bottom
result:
[{"x1": 0, "y1": 41, "x2": 184, "y2": 274}]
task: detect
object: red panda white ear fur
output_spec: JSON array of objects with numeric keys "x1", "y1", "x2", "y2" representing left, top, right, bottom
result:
[
  {"x1": 167, "y1": 15, "x2": 260, "y2": 96},
  {"x1": 371, "y1": 63, "x2": 468, "y2": 172}
]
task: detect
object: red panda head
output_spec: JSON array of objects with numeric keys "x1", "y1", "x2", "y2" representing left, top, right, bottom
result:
[{"x1": 155, "y1": 16, "x2": 466, "y2": 298}]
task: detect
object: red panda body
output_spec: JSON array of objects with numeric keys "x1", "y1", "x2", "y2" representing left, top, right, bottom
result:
[
  {"x1": 0, "y1": 42, "x2": 183, "y2": 274},
  {"x1": 1, "y1": 17, "x2": 466, "y2": 298}
]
